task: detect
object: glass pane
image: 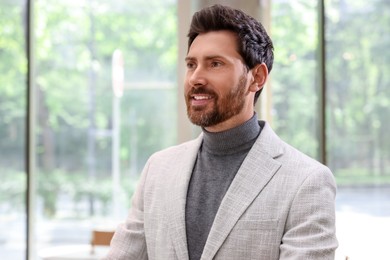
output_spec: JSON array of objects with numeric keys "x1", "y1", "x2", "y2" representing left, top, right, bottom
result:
[
  {"x1": 33, "y1": 0, "x2": 177, "y2": 259},
  {"x1": 0, "y1": 0, "x2": 27, "y2": 259},
  {"x1": 326, "y1": 0, "x2": 390, "y2": 259},
  {"x1": 271, "y1": 0, "x2": 319, "y2": 159}
]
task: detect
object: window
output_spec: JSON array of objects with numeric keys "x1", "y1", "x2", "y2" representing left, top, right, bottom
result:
[
  {"x1": 272, "y1": 0, "x2": 319, "y2": 158},
  {"x1": 1, "y1": 0, "x2": 389, "y2": 259},
  {"x1": 33, "y1": 0, "x2": 177, "y2": 258},
  {"x1": 1, "y1": 0, "x2": 177, "y2": 259},
  {"x1": 326, "y1": 0, "x2": 390, "y2": 258},
  {"x1": 0, "y1": 0, "x2": 27, "y2": 259},
  {"x1": 272, "y1": 0, "x2": 390, "y2": 258}
]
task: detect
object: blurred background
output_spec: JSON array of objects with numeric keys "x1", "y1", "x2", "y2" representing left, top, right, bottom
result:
[{"x1": 0, "y1": 0, "x2": 389, "y2": 259}]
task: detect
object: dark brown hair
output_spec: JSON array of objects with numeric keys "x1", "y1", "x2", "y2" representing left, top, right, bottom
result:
[{"x1": 188, "y1": 4, "x2": 274, "y2": 103}]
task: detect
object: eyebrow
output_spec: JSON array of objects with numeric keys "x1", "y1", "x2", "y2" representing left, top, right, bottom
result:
[
  {"x1": 185, "y1": 55, "x2": 226, "y2": 62},
  {"x1": 184, "y1": 56, "x2": 195, "y2": 62}
]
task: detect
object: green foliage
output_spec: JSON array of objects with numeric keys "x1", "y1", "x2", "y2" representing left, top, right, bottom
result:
[
  {"x1": 335, "y1": 167, "x2": 390, "y2": 186},
  {"x1": 272, "y1": 0, "x2": 319, "y2": 157},
  {"x1": 272, "y1": 0, "x2": 390, "y2": 179},
  {"x1": 0, "y1": 2, "x2": 27, "y2": 169},
  {"x1": 326, "y1": 0, "x2": 390, "y2": 176},
  {"x1": 34, "y1": 169, "x2": 138, "y2": 218},
  {"x1": 1, "y1": 0, "x2": 390, "y2": 220},
  {"x1": 0, "y1": 0, "x2": 177, "y2": 218},
  {"x1": 30, "y1": 0, "x2": 178, "y2": 175},
  {"x1": 0, "y1": 170, "x2": 26, "y2": 212}
]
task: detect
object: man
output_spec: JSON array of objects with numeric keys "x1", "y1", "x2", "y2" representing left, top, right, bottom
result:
[{"x1": 105, "y1": 4, "x2": 338, "y2": 260}]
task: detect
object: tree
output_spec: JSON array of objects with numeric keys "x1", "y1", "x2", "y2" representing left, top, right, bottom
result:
[
  {"x1": 326, "y1": 0, "x2": 390, "y2": 177},
  {"x1": 0, "y1": 0, "x2": 178, "y2": 217}
]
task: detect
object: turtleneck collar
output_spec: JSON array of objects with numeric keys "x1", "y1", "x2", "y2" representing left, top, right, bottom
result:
[{"x1": 201, "y1": 113, "x2": 261, "y2": 155}]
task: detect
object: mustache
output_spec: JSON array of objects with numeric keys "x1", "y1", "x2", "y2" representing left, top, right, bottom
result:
[{"x1": 187, "y1": 86, "x2": 216, "y2": 96}]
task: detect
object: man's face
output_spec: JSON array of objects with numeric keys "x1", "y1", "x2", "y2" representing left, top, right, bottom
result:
[{"x1": 184, "y1": 30, "x2": 255, "y2": 132}]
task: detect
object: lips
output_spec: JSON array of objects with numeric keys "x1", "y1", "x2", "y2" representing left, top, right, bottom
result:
[
  {"x1": 187, "y1": 87, "x2": 216, "y2": 107},
  {"x1": 189, "y1": 93, "x2": 214, "y2": 107},
  {"x1": 192, "y1": 94, "x2": 212, "y2": 100}
]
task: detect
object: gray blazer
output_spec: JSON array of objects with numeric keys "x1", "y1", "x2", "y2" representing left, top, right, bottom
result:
[{"x1": 105, "y1": 121, "x2": 338, "y2": 260}]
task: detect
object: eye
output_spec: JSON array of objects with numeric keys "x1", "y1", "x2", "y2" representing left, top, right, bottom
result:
[
  {"x1": 186, "y1": 61, "x2": 196, "y2": 70},
  {"x1": 211, "y1": 61, "x2": 223, "y2": 67}
]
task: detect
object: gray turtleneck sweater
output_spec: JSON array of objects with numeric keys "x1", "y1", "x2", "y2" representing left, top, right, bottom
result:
[{"x1": 185, "y1": 114, "x2": 261, "y2": 260}]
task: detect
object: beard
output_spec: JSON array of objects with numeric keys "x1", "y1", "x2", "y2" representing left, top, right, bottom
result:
[{"x1": 185, "y1": 75, "x2": 248, "y2": 127}]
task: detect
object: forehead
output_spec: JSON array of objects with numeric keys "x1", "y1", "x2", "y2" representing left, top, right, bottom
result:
[{"x1": 187, "y1": 30, "x2": 242, "y2": 60}]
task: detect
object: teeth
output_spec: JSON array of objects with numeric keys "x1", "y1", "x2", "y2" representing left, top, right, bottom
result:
[{"x1": 193, "y1": 95, "x2": 211, "y2": 100}]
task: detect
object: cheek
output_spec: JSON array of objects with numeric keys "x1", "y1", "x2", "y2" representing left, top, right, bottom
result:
[
  {"x1": 219, "y1": 77, "x2": 239, "y2": 93},
  {"x1": 183, "y1": 76, "x2": 191, "y2": 92}
]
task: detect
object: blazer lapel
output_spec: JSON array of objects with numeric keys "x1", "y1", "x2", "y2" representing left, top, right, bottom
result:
[
  {"x1": 166, "y1": 135, "x2": 203, "y2": 260},
  {"x1": 201, "y1": 122, "x2": 284, "y2": 260}
]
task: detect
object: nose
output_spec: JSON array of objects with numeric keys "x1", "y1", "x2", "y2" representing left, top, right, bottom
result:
[{"x1": 188, "y1": 66, "x2": 207, "y2": 88}]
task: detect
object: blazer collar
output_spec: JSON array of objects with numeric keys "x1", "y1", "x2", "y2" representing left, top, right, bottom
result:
[
  {"x1": 166, "y1": 135, "x2": 203, "y2": 260},
  {"x1": 201, "y1": 121, "x2": 284, "y2": 260}
]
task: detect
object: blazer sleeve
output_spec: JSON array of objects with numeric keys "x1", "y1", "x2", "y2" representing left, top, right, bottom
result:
[
  {"x1": 279, "y1": 167, "x2": 338, "y2": 259},
  {"x1": 103, "y1": 159, "x2": 151, "y2": 260}
]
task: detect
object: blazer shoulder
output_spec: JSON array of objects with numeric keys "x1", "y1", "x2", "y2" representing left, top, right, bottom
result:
[
  {"x1": 278, "y1": 141, "x2": 336, "y2": 193},
  {"x1": 259, "y1": 121, "x2": 333, "y2": 179},
  {"x1": 149, "y1": 134, "x2": 202, "y2": 161}
]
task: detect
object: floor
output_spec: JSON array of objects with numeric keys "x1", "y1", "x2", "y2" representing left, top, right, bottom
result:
[{"x1": 335, "y1": 186, "x2": 390, "y2": 259}]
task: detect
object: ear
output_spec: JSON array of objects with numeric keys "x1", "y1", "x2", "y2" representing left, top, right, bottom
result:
[{"x1": 248, "y1": 63, "x2": 268, "y2": 92}]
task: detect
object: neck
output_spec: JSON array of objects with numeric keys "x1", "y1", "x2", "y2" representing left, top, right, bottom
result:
[{"x1": 202, "y1": 113, "x2": 260, "y2": 154}]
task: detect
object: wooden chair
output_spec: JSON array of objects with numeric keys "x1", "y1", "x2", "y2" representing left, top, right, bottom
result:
[{"x1": 90, "y1": 230, "x2": 115, "y2": 254}]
